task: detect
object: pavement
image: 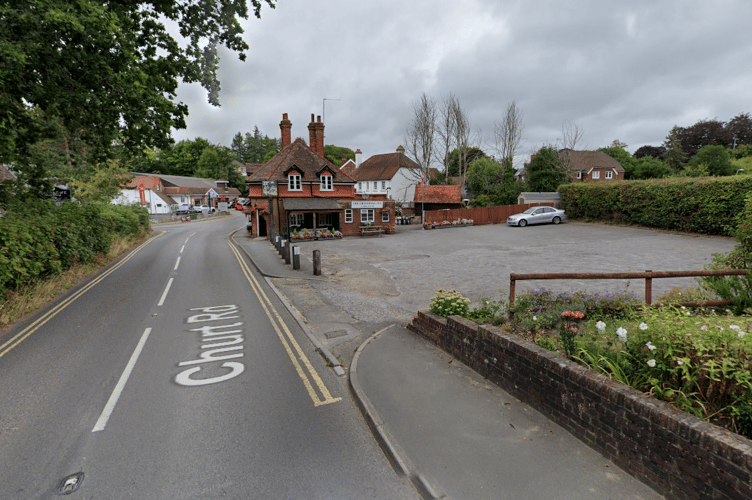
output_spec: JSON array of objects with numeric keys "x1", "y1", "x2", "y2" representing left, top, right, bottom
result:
[{"x1": 229, "y1": 219, "x2": 672, "y2": 500}]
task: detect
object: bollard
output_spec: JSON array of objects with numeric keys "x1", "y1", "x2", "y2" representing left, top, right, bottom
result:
[
  {"x1": 313, "y1": 249, "x2": 321, "y2": 276},
  {"x1": 280, "y1": 239, "x2": 286, "y2": 258},
  {"x1": 284, "y1": 240, "x2": 291, "y2": 265},
  {"x1": 274, "y1": 235, "x2": 280, "y2": 253},
  {"x1": 293, "y1": 245, "x2": 300, "y2": 270}
]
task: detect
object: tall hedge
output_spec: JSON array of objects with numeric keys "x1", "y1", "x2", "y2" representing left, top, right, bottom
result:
[
  {"x1": 559, "y1": 176, "x2": 752, "y2": 236},
  {"x1": 0, "y1": 202, "x2": 149, "y2": 296}
]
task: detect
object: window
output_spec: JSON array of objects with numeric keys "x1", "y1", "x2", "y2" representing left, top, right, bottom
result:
[
  {"x1": 290, "y1": 213, "x2": 303, "y2": 226},
  {"x1": 381, "y1": 181, "x2": 387, "y2": 191},
  {"x1": 320, "y1": 175, "x2": 333, "y2": 191},
  {"x1": 358, "y1": 182, "x2": 362, "y2": 192},
  {"x1": 576, "y1": 171, "x2": 582, "y2": 180},
  {"x1": 382, "y1": 211, "x2": 390, "y2": 223},
  {"x1": 361, "y1": 209, "x2": 375, "y2": 224},
  {"x1": 345, "y1": 209, "x2": 353, "y2": 223},
  {"x1": 592, "y1": 171, "x2": 600, "y2": 180},
  {"x1": 288, "y1": 174, "x2": 301, "y2": 191},
  {"x1": 605, "y1": 170, "x2": 613, "y2": 180},
  {"x1": 317, "y1": 213, "x2": 333, "y2": 226}
]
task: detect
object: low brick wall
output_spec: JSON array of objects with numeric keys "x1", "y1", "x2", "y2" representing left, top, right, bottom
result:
[{"x1": 408, "y1": 311, "x2": 752, "y2": 500}]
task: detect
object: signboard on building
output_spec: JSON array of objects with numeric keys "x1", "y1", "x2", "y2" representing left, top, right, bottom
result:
[
  {"x1": 262, "y1": 181, "x2": 278, "y2": 196},
  {"x1": 352, "y1": 201, "x2": 384, "y2": 209}
]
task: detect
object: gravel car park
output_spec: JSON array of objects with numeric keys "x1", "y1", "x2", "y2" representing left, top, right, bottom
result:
[{"x1": 507, "y1": 206, "x2": 567, "y2": 226}]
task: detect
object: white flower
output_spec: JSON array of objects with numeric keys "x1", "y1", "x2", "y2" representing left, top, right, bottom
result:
[
  {"x1": 646, "y1": 341, "x2": 656, "y2": 351},
  {"x1": 730, "y1": 325, "x2": 741, "y2": 332},
  {"x1": 681, "y1": 306, "x2": 686, "y2": 310},
  {"x1": 596, "y1": 321, "x2": 606, "y2": 332},
  {"x1": 647, "y1": 359, "x2": 656, "y2": 368},
  {"x1": 739, "y1": 332, "x2": 746, "y2": 339},
  {"x1": 700, "y1": 325, "x2": 708, "y2": 331},
  {"x1": 639, "y1": 322, "x2": 648, "y2": 331},
  {"x1": 677, "y1": 360, "x2": 683, "y2": 366},
  {"x1": 533, "y1": 315, "x2": 537, "y2": 321},
  {"x1": 686, "y1": 311, "x2": 691, "y2": 316},
  {"x1": 616, "y1": 327, "x2": 628, "y2": 343}
]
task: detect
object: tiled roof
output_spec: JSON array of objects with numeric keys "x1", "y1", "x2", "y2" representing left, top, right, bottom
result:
[
  {"x1": 125, "y1": 175, "x2": 161, "y2": 190},
  {"x1": 353, "y1": 151, "x2": 420, "y2": 181},
  {"x1": 0, "y1": 165, "x2": 17, "y2": 183},
  {"x1": 414, "y1": 185, "x2": 462, "y2": 204},
  {"x1": 246, "y1": 139, "x2": 356, "y2": 184},
  {"x1": 340, "y1": 160, "x2": 356, "y2": 177},
  {"x1": 560, "y1": 149, "x2": 625, "y2": 172}
]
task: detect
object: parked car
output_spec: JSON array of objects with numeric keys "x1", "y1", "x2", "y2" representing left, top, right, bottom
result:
[
  {"x1": 507, "y1": 206, "x2": 567, "y2": 227},
  {"x1": 196, "y1": 205, "x2": 216, "y2": 214},
  {"x1": 235, "y1": 203, "x2": 245, "y2": 211},
  {"x1": 176, "y1": 205, "x2": 190, "y2": 215}
]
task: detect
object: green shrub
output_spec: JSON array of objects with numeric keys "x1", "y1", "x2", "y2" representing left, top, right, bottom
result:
[{"x1": 429, "y1": 289, "x2": 471, "y2": 318}]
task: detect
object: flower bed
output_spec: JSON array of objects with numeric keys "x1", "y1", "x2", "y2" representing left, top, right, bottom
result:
[
  {"x1": 290, "y1": 229, "x2": 342, "y2": 241},
  {"x1": 423, "y1": 219, "x2": 474, "y2": 230}
]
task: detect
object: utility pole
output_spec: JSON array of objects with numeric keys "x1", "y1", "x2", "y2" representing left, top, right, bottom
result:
[{"x1": 322, "y1": 98, "x2": 340, "y2": 144}]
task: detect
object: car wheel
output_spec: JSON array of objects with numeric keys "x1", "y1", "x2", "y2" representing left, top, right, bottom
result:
[
  {"x1": 552, "y1": 216, "x2": 561, "y2": 225},
  {"x1": 519, "y1": 219, "x2": 527, "y2": 227}
]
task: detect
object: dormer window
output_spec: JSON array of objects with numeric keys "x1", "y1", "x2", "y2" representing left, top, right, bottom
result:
[
  {"x1": 288, "y1": 174, "x2": 301, "y2": 191},
  {"x1": 320, "y1": 175, "x2": 333, "y2": 191}
]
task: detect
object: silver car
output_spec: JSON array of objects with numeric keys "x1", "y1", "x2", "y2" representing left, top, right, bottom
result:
[{"x1": 507, "y1": 206, "x2": 567, "y2": 227}]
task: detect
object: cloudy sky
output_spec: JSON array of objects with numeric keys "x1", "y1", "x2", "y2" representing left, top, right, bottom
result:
[{"x1": 172, "y1": 0, "x2": 752, "y2": 166}]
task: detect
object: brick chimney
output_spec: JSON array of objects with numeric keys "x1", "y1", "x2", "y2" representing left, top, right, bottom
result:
[
  {"x1": 280, "y1": 113, "x2": 292, "y2": 149},
  {"x1": 396, "y1": 145, "x2": 405, "y2": 155},
  {"x1": 308, "y1": 114, "x2": 325, "y2": 157},
  {"x1": 355, "y1": 149, "x2": 362, "y2": 167}
]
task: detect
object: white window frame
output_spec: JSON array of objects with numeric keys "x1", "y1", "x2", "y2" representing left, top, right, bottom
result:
[
  {"x1": 345, "y1": 209, "x2": 353, "y2": 223},
  {"x1": 382, "y1": 210, "x2": 390, "y2": 223},
  {"x1": 290, "y1": 213, "x2": 304, "y2": 226},
  {"x1": 361, "y1": 209, "x2": 375, "y2": 224},
  {"x1": 288, "y1": 174, "x2": 302, "y2": 191},
  {"x1": 381, "y1": 181, "x2": 387, "y2": 191},
  {"x1": 358, "y1": 182, "x2": 362, "y2": 192},
  {"x1": 592, "y1": 171, "x2": 600, "y2": 180},
  {"x1": 605, "y1": 170, "x2": 613, "y2": 180},
  {"x1": 320, "y1": 175, "x2": 333, "y2": 191},
  {"x1": 576, "y1": 171, "x2": 582, "y2": 180}
]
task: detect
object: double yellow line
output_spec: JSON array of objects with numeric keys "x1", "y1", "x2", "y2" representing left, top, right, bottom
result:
[
  {"x1": 228, "y1": 240, "x2": 341, "y2": 407},
  {"x1": 0, "y1": 234, "x2": 161, "y2": 359}
]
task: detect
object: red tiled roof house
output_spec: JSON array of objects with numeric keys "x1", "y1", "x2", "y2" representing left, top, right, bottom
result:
[{"x1": 245, "y1": 114, "x2": 396, "y2": 239}]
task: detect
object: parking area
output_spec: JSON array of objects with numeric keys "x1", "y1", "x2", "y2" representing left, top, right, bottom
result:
[{"x1": 296, "y1": 221, "x2": 738, "y2": 313}]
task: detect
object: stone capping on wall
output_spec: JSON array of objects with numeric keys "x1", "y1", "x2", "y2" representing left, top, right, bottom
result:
[{"x1": 407, "y1": 310, "x2": 752, "y2": 500}]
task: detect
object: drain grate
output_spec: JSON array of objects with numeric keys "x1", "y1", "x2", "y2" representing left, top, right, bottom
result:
[{"x1": 58, "y1": 472, "x2": 84, "y2": 495}]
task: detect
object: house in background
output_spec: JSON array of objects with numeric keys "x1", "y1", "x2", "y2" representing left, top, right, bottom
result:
[
  {"x1": 560, "y1": 149, "x2": 625, "y2": 182},
  {"x1": 159, "y1": 174, "x2": 241, "y2": 209},
  {"x1": 517, "y1": 149, "x2": 625, "y2": 183},
  {"x1": 112, "y1": 174, "x2": 176, "y2": 214},
  {"x1": 351, "y1": 146, "x2": 424, "y2": 212},
  {"x1": 245, "y1": 113, "x2": 395, "y2": 238}
]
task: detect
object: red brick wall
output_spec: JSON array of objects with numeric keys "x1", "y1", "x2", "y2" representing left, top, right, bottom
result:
[
  {"x1": 339, "y1": 200, "x2": 397, "y2": 237},
  {"x1": 408, "y1": 311, "x2": 752, "y2": 500}
]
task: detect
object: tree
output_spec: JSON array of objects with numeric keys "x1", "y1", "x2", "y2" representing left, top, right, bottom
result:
[
  {"x1": 446, "y1": 148, "x2": 487, "y2": 177},
  {"x1": 324, "y1": 145, "x2": 355, "y2": 167},
  {"x1": 69, "y1": 160, "x2": 133, "y2": 204},
  {"x1": 451, "y1": 97, "x2": 472, "y2": 180},
  {"x1": 727, "y1": 113, "x2": 752, "y2": 148},
  {"x1": 435, "y1": 93, "x2": 457, "y2": 180},
  {"x1": 633, "y1": 145, "x2": 665, "y2": 159},
  {"x1": 674, "y1": 119, "x2": 731, "y2": 157},
  {"x1": 662, "y1": 127, "x2": 688, "y2": 172},
  {"x1": 492, "y1": 100, "x2": 524, "y2": 172},
  {"x1": 598, "y1": 144, "x2": 637, "y2": 180},
  {"x1": 405, "y1": 92, "x2": 437, "y2": 180},
  {"x1": 527, "y1": 146, "x2": 571, "y2": 192},
  {"x1": 633, "y1": 157, "x2": 672, "y2": 180},
  {"x1": 243, "y1": 126, "x2": 280, "y2": 163},
  {"x1": 466, "y1": 157, "x2": 502, "y2": 198},
  {"x1": 1, "y1": 0, "x2": 275, "y2": 184},
  {"x1": 689, "y1": 145, "x2": 733, "y2": 176},
  {"x1": 561, "y1": 121, "x2": 585, "y2": 150}
]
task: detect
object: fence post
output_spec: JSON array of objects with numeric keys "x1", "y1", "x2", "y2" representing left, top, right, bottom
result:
[
  {"x1": 645, "y1": 270, "x2": 652, "y2": 306},
  {"x1": 509, "y1": 274, "x2": 517, "y2": 318},
  {"x1": 283, "y1": 240, "x2": 290, "y2": 264}
]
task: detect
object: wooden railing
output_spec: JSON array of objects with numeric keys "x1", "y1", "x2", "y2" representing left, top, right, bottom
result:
[{"x1": 509, "y1": 269, "x2": 750, "y2": 308}]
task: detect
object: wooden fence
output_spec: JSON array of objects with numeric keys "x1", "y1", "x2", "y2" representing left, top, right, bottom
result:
[{"x1": 422, "y1": 203, "x2": 553, "y2": 226}]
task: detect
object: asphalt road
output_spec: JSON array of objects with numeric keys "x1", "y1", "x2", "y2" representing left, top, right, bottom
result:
[{"x1": 0, "y1": 215, "x2": 416, "y2": 499}]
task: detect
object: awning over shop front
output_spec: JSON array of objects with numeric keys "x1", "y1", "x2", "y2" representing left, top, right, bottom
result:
[{"x1": 282, "y1": 198, "x2": 343, "y2": 211}]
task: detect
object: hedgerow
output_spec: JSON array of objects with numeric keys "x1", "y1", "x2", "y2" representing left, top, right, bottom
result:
[
  {"x1": 0, "y1": 201, "x2": 149, "y2": 296},
  {"x1": 559, "y1": 176, "x2": 752, "y2": 236}
]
